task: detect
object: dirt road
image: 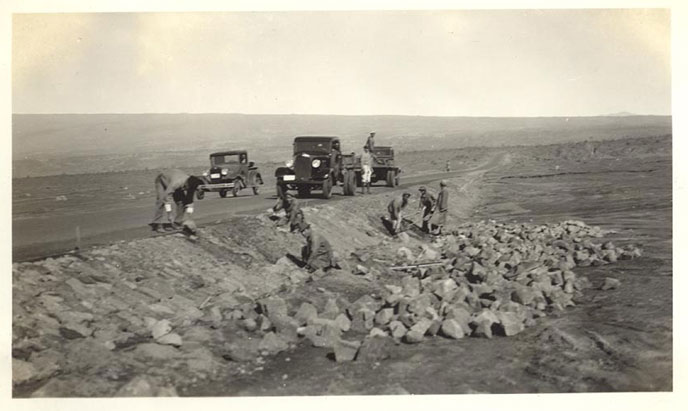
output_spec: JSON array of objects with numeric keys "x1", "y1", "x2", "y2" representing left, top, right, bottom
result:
[{"x1": 12, "y1": 154, "x2": 506, "y2": 261}]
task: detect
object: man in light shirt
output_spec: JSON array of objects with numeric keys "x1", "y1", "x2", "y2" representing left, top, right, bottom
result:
[
  {"x1": 387, "y1": 192, "x2": 411, "y2": 234},
  {"x1": 360, "y1": 145, "x2": 377, "y2": 194}
]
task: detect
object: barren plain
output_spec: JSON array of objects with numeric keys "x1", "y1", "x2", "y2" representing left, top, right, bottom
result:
[{"x1": 11, "y1": 133, "x2": 672, "y2": 396}]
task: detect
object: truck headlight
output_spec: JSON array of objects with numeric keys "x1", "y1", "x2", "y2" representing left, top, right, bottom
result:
[
  {"x1": 286, "y1": 160, "x2": 294, "y2": 168},
  {"x1": 221, "y1": 168, "x2": 228, "y2": 175},
  {"x1": 312, "y1": 159, "x2": 321, "y2": 168}
]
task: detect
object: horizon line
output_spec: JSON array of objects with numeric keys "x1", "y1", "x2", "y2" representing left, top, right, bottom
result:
[{"x1": 11, "y1": 112, "x2": 672, "y2": 118}]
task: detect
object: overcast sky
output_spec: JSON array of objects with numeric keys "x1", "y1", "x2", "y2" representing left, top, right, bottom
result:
[{"x1": 12, "y1": 9, "x2": 671, "y2": 116}]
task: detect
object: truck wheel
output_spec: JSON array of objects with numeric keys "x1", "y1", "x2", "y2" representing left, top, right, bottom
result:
[
  {"x1": 196, "y1": 190, "x2": 205, "y2": 200},
  {"x1": 342, "y1": 171, "x2": 351, "y2": 195},
  {"x1": 219, "y1": 190, "x2": 227, "y2": 198},
  {"x1": 253, "y1": 186, "x2": 260, "y2": 195},
  {"x1": 386, "y1": 170, "x2": 395, "y2": 187},
  {"x1": 347, "y1": 171, "x2": 357, "y2": 196},
  {"x1": 298, "y1": 186, "x2": 310, "y2": 198},
  {"x1": 322, "y1": 178, "x2": 332, "y2": 199}
]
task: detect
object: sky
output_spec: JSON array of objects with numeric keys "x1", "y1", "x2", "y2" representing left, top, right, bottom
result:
[{"x1": 12, "y1": 9, "x2": 671, "y2": 116}]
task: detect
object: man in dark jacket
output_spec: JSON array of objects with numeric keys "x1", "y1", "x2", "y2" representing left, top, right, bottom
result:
[
  {"x1": 365, "y1": 131, "x2": 376, "y2": 151},
  {"x1": 273, "y1": 193, "x2": 304, "y2": 232},
  {"x1": 418, "y1": 186, "x2": 436, "y2": 233},
  {"x1": 430, "y1": 180, "x2": 449, "y2": 235},
  {"x1": 300, "y1": 225, "x2": 337, "y2": 272},
  {"x1": 151, "y1": 169, "x2": 203, "y2": 233}
]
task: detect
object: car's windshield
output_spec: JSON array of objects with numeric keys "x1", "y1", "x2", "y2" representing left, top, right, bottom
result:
[
  {"x1": 294, "y1": 141, "x2": 332, "y2": 154},
  {"x1": 211, "y1": 154, "x2": 246, "y2": 166}
]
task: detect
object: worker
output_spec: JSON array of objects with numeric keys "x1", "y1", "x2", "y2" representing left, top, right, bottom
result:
[
  {"x1": 387, "y1": 192, "x2": 411, "y2": 234},
  {"x1": 331, "y1": 140, "x2": 342, "y2": 183},
  {"x1": 150, "y1": 169, "x2": 203, "y2": 233},
  {"x1": 273, "y1": 193, "x2": 304, "y2": 232},
  {"x1": 445, "y1": 160, "x2": 451, "y2": 173},
  {"x1": 430, "y1": 180, "x2": 449, "y2": 235},
  {"x1": 360, "y1": 145, "x2": 377, "y2": 194},
  {"x1": 365, "y1": 131, "x2": 376, "y2": 151},
  {"x1": 300, "y1": 224, "x2": 337, "y2": 272},
  {"x1": 418, "y1": 186, "x2": 436, "y2": 233}
]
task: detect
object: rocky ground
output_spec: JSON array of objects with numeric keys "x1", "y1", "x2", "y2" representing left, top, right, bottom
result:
[{"x1": 11, "y1": 135, "x2": 672, "y2": 397}]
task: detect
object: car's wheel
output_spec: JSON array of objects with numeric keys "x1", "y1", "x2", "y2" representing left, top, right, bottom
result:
[
  {"x1": 386, "y1": 170, "x2": 395, "y2": 187},
  {"x1": 252, "y1": 186, "x2": 260, "y2": 195},
  {"x1": 322, "y1": 177, "x2": 332, "y2": 199},
  {"x1": 219, "y1": 190, "x2": 227, "y2": 198},
  {"x1": 297, "y1": 186, "x2": 310, "y2": 198},
  {"x1": 196, "y1": 190, "x2": 205, "y2": 200}
]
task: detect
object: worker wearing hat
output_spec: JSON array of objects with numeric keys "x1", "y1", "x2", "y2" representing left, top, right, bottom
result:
[
  {"x1": 430, "y1": 180, "x2": 449, "y2": 235},
  {"x1": 360, "y1": 145, "x2": 377, "y2": 194},
  {"x1": 300, "y1": 224, "x2": 337, "y2": 272},
  {"x1": 387, "y1": 192, "x2": 411, "y2": 234},
  {"x1": 150, "y1": 169, "x2": 203, "y2": 233},
  {"x1": 418, "y1": 186, "x2": 436, "y2": 233},
  {"x1": 273, "y1": 192, "x2": 304, "y2": 232},
  {"x1": 365, "y1": 131, "x2": 376, "y2": 152}
]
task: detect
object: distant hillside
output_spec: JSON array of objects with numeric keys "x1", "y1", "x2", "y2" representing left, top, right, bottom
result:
[{"x1": 12, "y1": 113, "x2": 671, "y2": 177}]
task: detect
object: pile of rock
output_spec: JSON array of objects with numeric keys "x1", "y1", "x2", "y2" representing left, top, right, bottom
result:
[
  {"x1": 362, "y1": 219, "x2": 641, "y2": 342},
  {"x1": 235, "y1": 219, "x2": 641, "y2": 363}
]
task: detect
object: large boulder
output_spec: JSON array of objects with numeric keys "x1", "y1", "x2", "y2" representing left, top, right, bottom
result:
[
  {"x1": 440, "y1": 319, "x2": 466, "y2": 339},
  {"x1": 356, "y1": 336, "x2": 391, "y2": 362},
  {"x1": 495, "y1": 312, "x2": 525, "y2": 336},
  {"x1": 258, "y1": 332, "x2": 290, "y2": 355},
  {"x1": 294, "y1": 302, "x2": 318, "y2": 325},
  {"x1": 333, "y1": 339, "x2": 361, "y2": 362},
  {"x1": 404, "y1": 318, "x2": 433, "y2": 344}
]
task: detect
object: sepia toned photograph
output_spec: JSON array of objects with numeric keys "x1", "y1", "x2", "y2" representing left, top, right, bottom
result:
[{"x1": 6, "y1": 2, "x2": 681, "y2": 404}]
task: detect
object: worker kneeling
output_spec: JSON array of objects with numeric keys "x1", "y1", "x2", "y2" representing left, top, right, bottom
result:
[{"x1": 300, "y1": 224, "x2": 339, "y2": 272}]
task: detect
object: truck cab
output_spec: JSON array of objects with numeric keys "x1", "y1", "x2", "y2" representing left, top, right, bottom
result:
[{"x1": 275, "y1": 136, "x2": 347, "y2": 199}]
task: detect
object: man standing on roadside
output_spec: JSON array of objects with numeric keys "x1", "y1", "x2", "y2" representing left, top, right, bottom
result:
[
  {"x1": 365, "y1": 131, "x2": 376, "y2": 151},
  {"x1": 418, "y1": 186, "x2": 436, "y2": 233},
  {"x1": 151, "y1": 169, "x2": 203, "y2": 233},
  {"x1": 360, "y1": 145, "x2": 377, "y2": 194},
  {"x1": 430, "y1": 180, "x2": 449, "y2": 235},
  {"x1": 387, "y1": 192, "x2": 411, "y2": 234}
]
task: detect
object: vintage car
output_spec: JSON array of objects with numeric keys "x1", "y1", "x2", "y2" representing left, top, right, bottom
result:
[
  {"x1": 197, "y1": 150, "x2": 263, "y2": 199},
  {"x1": 274, "y1": 136, "x2": 356, "y2": 199}
]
